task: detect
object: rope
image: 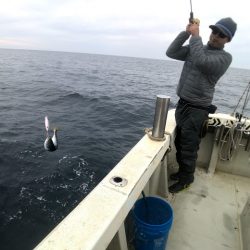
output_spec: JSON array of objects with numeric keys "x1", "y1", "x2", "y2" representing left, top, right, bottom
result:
[
  {"x1": 219, "y1": 81, "x2": 250, "y2": 160},
  {"x1": 219, "y1": 124, "x2": 243, "y2": 161}
]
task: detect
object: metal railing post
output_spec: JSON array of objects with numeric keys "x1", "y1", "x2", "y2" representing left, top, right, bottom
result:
[{"x1": 152, "y1": 95, "x2": 170, "y2": 139}]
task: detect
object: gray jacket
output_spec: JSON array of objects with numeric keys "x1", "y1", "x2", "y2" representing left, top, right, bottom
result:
[{"x1": 166, "y1": 31, "x2": 232, "y2": 107}]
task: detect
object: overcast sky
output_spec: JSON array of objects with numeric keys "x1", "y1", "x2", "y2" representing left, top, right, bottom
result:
[{"x1": 0, "y1": 0, "x2": 249, "y2": 69}]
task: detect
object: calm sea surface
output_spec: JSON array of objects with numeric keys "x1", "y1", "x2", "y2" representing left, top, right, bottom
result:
[{"x1": 0, "y1": 48, "x2": 249, "y2": 249}]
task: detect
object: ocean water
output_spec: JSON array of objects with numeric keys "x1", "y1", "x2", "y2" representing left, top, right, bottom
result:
[{"x1": 0, "y1": 48, "x2": 249, "y2": 249}]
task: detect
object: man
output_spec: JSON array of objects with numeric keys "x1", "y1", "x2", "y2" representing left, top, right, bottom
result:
[{"x1": 166, "y1": 17, "x2": 237, "y2": 193}]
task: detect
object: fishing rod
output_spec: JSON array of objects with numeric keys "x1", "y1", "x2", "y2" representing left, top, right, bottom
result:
[
  {"x1": 233, "y1": 82, "x2": 250, "y2": 122},
  {"x1": 189, "y1": 0, "x2": 200, "y2": 24},
  {"x1": 241, "y1": 82, "x2": 250, "y2": 117},
  {"x1": 189, "y1": 0, "x2": 194, "y2": 23}
]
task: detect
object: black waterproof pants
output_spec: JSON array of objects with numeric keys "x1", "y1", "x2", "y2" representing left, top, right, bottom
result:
[{"x1": 175, "y1": 100, "x2": 209, "y2": 184}]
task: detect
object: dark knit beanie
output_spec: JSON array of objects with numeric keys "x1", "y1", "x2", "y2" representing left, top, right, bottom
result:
[{"x1": 209, "y1": 17, "x2": 237, "y2": 41}]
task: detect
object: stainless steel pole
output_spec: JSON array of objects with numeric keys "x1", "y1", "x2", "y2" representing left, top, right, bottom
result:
[{"x1": 152, "y1": 95, "x2": 170, "y2": 139}]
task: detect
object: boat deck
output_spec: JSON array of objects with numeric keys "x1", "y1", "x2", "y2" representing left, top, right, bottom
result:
[{"x1": 167, "y1": 168, "x2": 250, "y2": 250}]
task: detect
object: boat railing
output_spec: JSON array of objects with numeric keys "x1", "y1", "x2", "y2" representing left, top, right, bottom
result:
[
  {"x1": 35, "y1": 109, "x2": 176, "y2": 250},
  {"x1": 35, "y1": 108, "x2": 250, "y2": 250}
]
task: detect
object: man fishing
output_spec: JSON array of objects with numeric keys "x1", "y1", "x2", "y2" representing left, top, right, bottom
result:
[{"x1": 166, "y1": 16, "x2": 237, "y2": 193}]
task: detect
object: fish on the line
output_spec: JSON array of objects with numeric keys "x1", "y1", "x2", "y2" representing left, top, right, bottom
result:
[{"x1": 44, "y1": 116, "x2": 58, "y2": 152}]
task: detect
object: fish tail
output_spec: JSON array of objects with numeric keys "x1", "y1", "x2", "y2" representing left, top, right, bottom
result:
[{"x1": 45, "y1": 116, "x2": 49, "y2": 132}]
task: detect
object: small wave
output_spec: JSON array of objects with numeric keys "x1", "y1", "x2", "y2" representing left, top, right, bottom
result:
[
  {"x1": 19, "y1": 187, "x2": 31, "y2": 198},
  {"x1": 58, "y1": 154, "x2": 88, "y2": 168},
  {"x1": 36, "y1": 196, "x2": 46, "y2": 201},
  {"x1": 57, "y1": 92, "x2": 113, "y2": 103},
  {"x1": 0, "y1": 138, "x2": 18, "y2": 143},
  {"x1": 62, "y1": 92, "x2": 84, "y2": 100},
  {"x1": 8, "y1": 210, "x2": 23, "y2": 222},
  {"x1": 17, "y1": 148, "x2": 44, "y2": 160},
  {"x1": 51, "y1": 92, "x2": 86, "y2": 105}
]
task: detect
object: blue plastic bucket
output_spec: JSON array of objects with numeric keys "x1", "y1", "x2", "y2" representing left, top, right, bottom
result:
[{"x1": 132, "y1": 196, "x2": 173, "y2": 250}]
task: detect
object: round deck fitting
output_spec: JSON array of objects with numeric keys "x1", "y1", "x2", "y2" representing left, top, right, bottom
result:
[{"x1": 109, "y1": 176, "x2": 128, "y2": 187}]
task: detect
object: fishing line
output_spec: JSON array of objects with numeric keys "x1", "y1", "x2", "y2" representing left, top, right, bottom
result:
[{"x1": 233, "y1": 82, "x2": 250, "y2": 119}]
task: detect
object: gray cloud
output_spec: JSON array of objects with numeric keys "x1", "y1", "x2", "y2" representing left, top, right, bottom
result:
[{"x1": 0, "y1": 0, "x2": 249, "y2": 69}]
